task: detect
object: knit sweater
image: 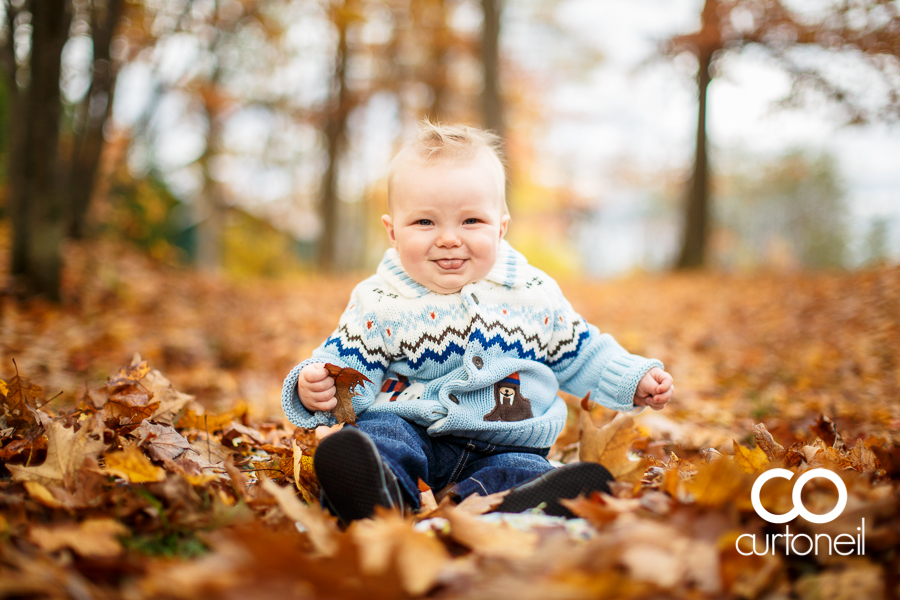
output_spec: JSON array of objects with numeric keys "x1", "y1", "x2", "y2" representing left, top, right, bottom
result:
[{"x1": 281, "y1": 241, "x2": 663, "y2": 448}]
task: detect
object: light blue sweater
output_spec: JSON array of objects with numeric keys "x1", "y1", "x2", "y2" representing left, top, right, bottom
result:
[{"x1": 281, "y1": 241, "x2": 663, "y2": 448}]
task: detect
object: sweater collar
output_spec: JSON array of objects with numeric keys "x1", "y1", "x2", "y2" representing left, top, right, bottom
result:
[{"x1": 376, "y1": 240, "x2": 530, "y2": 298}]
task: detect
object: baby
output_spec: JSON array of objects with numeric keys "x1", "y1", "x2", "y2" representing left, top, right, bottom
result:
[{"x1": 282, "y1": 121, "x2": 673, "y2": 524}]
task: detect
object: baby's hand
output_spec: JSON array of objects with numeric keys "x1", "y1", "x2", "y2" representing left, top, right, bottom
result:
[
  {"x1": 297, "y1": 363, "x2": 337, "y2": 412},
  {"x1": 633, "y1": 367, "x2": 674, "y2": 411}
]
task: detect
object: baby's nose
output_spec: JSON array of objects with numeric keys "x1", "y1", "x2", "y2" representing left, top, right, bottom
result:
[{"x1": 436, "y1": 228, "x2": 462, "y2": 246}]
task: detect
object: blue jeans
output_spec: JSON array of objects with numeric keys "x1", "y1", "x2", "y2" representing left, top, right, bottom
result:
[{"x1": 351, "y1": 411, "x2": 553, "y2": 511}]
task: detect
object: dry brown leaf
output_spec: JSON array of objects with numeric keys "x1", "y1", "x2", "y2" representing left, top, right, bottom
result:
[
  {"x1": 1, "y1": 372, "x2": 44, "y2": 429},
  {"x1": 454, "y1": 489, "x2": 509, "y2": 515},
  {"x1": 323, "y1": 363, "x2": 372, "y2": 426},
  {"x1": 144, "y1": 368, "x2": 194, "y2": 426},
  {"x1": 444, "y1": 505, "x2": 538, "y2": 559},
  {"x1": 752, "y1": 422, "x2": 786, "y2": 462},
  {"x1": 259, "y1": 477, "x2": 337, "y2": 556},
  {"x1": 352, "y1": 511, "x2": 450, "y2": 596},
  {"x1": 103, "y1": 445, "x2": 166, "y2": 483},
  {"x1": 579, "y1": 395, "x2": 649, "y2": 483},
  {"x1": 133, "y1": 420, "x2": 196, "y2": 462},
  {"x1": 29, "y1": 518, "x2": 128, "y2": 558},
  {"x1": 8, "y1": 418, "x2": 106, "y2": 489}
]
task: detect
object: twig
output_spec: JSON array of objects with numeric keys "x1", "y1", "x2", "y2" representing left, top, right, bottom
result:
[{"x1": 34, "y1": 390, "x2": 63, "y2": 410}]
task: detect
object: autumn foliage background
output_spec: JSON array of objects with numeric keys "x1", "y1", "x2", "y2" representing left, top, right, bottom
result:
[
  {"x1": 3, "y1": 0, "x2": 900, "y2": 598},
  {"x1": 1, "y1": 233, "x2": 899, "y2": 599}
]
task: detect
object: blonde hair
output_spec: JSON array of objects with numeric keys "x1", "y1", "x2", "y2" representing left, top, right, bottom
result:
[{"x1": 387, "y1": 120, "x2": 508, "y2": 213}]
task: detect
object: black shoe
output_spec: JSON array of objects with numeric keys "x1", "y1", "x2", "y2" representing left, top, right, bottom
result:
[
  {"x1": 314, "y1": 427, "x2": 404, "y2": 525},
  {"x1": 491, "y1": 462, "x2": 614, "y2": 518}
]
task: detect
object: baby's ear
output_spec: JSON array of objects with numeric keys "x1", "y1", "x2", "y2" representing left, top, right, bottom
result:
[
  {"x1": 381, "y1": 214, "x2": 397, "y2": 248},
  {"x1": 499, "y1": 214, "x2": 510, "y2": 239}
]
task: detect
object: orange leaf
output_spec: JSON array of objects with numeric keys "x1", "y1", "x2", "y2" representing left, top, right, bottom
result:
[
  {"x1": 323, "y1": 363, "x2": 372, "y2": 426},
  {"x1": 578, "y1": 394, "x2": 648, "y2": 484}
]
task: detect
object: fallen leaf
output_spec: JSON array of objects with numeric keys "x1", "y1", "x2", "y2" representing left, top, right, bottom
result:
[
  {"x1": 23, "y1": 481, "x2": 66, "y2": 509},
  {"x1": 145, "y1": 369, "x2": 193, "y2": 426},
  {"x1": 29, "y1": 518, "x2": 128, "y2": 558},
  {"x1": 579, "y1": 394, "x2": 649, "y2": 483},
  {"x1": 292, "y1": 440, "x2": 320, "y2": 504},
  {"x1": 1, "y1": 372, "x2": 44, "y2": 429},
  {"x1": 260, "y1": 477, "x2": 337, "y2": 556},
  {"x1": 8, "y1": 418, "x2": 106, "y2": 489},
  {"x1": 732, "y1": 440, "x2": 770, "y2": 473},
  {"x1": 444, "y1": 505, "x2": 538, "y2": 559},
  {"x1": 752, "y1": 423, "x2": 786, "y2": 462},
  {"x1": 103, "y1": 445, "x2": 166, "y2": 483},
  {"x1": 454, "y1": 489, "x2": 509, "y2": 515},
  {"x1": 352, "y1": 510, "x2": 450, "y2": 595},
  {"x1": 323, "y1": 363, "x2": 372, "y2": 426},
  {"x1": 133, "y1": 420, "x2": 196, "y2": 462}
]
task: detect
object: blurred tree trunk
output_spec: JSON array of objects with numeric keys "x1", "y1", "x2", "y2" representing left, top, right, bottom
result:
[
  {"x1": 670, "y1": 0, "x2": 721, "y2": 271},
  {"x1": 420, "y1": 0, "x2": 450, "y2": 121},
  {"x1": 67, "y1": 0, "x2": 123, "y2": 239},
  {"x1": 480, "y1": 0, "x2": 504, "y2": 140},
  {"x1": 5, "y1": 0, "x2": 72, "y2": 300},
  {"x1": 318, "y1": 5, "x2": 352, "y2": 272},
  {"x1": 675, "y1": 46, "x2": 712, "y2": 270},
  {"x1": 196, "y1": 87, "x2": 226, "y2": 273}
]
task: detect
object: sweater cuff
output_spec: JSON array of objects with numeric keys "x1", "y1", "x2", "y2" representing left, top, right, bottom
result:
[
  {"x1": 596, "y1": 353, "x2": 664, "y2": 412},
  {"x1": 281, "y1": 361, "x2": 339, "y2": 429}
]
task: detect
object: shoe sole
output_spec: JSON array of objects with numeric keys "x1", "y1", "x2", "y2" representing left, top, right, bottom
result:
[
  {"x1": 492, "y1": 462, "x2": 615, "y2": 518},
  {"x1": 314, "y1": 427, "x2": 397, "y2": 524}
]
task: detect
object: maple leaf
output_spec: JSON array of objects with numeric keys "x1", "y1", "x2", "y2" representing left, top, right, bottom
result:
[
  {"x1": 323, "y1": 363, "x2": 372, "y2": 426},
  {"x1": 351, "y1": 510, "x2": 451, "y2": 596},
  {"x1": 8, "y1": 417, "x2": 106, "y2": 490},
  {"x1": 101, "y1": 360, "x2": 159, "y2": 429},
  {"x1": 578, "y1": 393, "x2": 649, "y2": 484},
  {"x1": 732, "y1": 440, "x2": 770, "y2": 473},
  {"x1": 103, "y1": 445, "x2": 166, "y2": 483},
  {"x1": 144, "y1": 368, "x2": 194, "y2": 426}
]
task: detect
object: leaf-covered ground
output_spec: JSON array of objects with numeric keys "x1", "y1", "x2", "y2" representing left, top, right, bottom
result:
[{"x1": 1, "y1": 240, "x2": 899, "y2": 600}]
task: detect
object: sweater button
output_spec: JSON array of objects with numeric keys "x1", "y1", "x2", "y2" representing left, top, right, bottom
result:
[
  {"x1": 448, "y1": 393, "x2": 460, "y2": 404},
  {"x1": 472, "y1": 294, "x2": 480, "y2": 305},
  {"x1": 472, "y1": 356, "x2": 483, "y2": 369}
]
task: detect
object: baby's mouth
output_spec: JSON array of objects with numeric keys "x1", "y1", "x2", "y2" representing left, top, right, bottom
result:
[{"x1": 435, "y1": 258, "x2": 466, "y2": 270}]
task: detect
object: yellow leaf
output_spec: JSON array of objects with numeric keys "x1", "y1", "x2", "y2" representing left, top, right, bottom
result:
[
  {"x1": 579, "y1": 399, "x2": 648, "y2": 483},
  {"x1": 29, "y1": 518, "x2": 128, "y2": 558},
  {"x1": 733, "y1": 440, "x2": 770, "y2": 473},
  {"x1": 103, "y1": 445, "x2": 165, "y2": 483},
  {"x1": 292, "y1": 440, "x2": 319, "y2": 504},
  {"x1": 185, "y1": 473, "x2": 217, "y2": 486},
  {"x1": 23, "y1": 481, "x2": 65, "y2": 508},
  {"x1": 0, "y1": 378, "x2": 8, "y2": 396}
]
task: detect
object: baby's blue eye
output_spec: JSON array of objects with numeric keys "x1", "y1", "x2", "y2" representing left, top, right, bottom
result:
[
  {"x1": 417, "y1": 219, "x2": 433, "y2": 226},
  {"x1": 464, "y1": 218, "x2": 478, "y2": 225}
]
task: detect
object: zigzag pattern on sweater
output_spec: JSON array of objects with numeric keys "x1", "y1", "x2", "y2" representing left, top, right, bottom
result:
[
  {"x1": 394, "y1": 312, "x2": 548, "y2": 357},
  {"x1": 323, "y1": 325, "x2": 391, "y2": 371},
  {"x1": 324, "y1": 309, "x2": 589, "y2": 371}
]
